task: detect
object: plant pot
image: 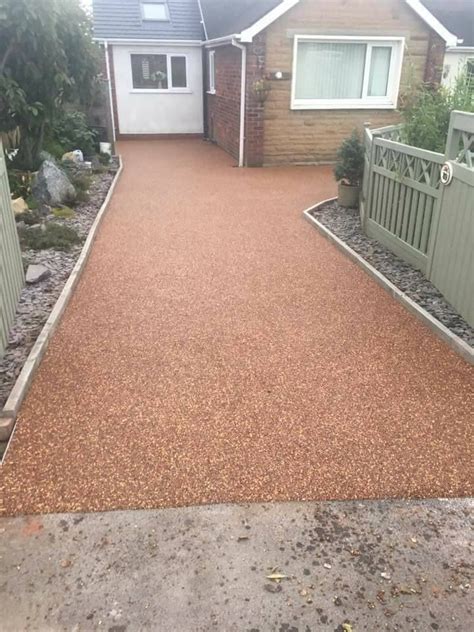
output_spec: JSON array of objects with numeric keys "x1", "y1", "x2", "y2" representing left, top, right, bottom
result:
[{"x1": 338, "y1": 182, "x2": 360, "y2": 208}]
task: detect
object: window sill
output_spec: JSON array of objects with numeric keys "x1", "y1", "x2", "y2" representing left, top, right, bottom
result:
[
  {"x1": 291, "y1": 101, "x2": 397, "y2": 110},
  {"x1": 206, "y1": 90, "x2": 216, "y2": 95},
  {"x1": 130, "y1": 89, "x2": 192, "y2": 94}
]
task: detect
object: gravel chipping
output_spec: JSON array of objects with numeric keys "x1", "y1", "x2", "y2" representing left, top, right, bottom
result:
[
  {"x1": 311, "y1": 201, "x2": 474, "y2": 348},
  {"x1": 0, "y1": 167, "x2": 116, "y2": 410},
  {"x1": 1, "y1": 141, "x2": 472, "y2": 517}
]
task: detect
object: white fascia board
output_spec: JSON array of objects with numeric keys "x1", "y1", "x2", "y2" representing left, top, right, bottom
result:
[
  {"x1": 203, "y1": 34, "x2": 238, "y2": 47},
  {"x1": 446, "y1": 46, "x2": 474, "y2": 53},
  {"x1": 404, "y1": 0, "x2": 458, "y2": 47},
  {"x1": 93, "y1": 38, "x2": 203, "y2": 46},
  {"x1": 196, "y1": 0, "x2": 208, "y2": 41},
  {"x1": 239, "y1": 0, "x2": 300, "y2": 43}
]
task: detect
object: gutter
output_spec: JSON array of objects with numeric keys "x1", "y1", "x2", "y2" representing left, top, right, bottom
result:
[
  {"x1": 232, "y1": 39, "x2": 247, "y2": 168},
  {"x1": 204, "y1": 34, "x2": 239, "y2": 48},
  {"x1": 104, "y1": 41, "x2": 116, "y2": 143}
]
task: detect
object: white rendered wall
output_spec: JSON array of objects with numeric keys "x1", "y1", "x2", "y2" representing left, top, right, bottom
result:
[{"x1": 113, "y1": 44, "x2": 203, "y2": 134}]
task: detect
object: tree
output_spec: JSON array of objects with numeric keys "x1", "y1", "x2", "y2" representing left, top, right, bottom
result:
[{"x1": 0, "y1": 0, "x2": 99, "y2": 169}]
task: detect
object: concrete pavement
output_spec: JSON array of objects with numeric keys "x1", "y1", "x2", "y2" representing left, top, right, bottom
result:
[{"x1": 1, "y1": 498, "x2": 473, "y2": 631}]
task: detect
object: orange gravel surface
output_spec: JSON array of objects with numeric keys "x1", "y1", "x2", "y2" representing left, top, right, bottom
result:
[{"x1": 1, "y1": 140, "x2": 473, "y2": 516}]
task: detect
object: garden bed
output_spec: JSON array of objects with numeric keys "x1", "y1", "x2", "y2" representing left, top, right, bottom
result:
[
  {"x1": 310, "y1": 200, "x2": 474, "y2": 348},
  {"x1": 0, "y1": 162, "x2": 118, "y2": 412}
]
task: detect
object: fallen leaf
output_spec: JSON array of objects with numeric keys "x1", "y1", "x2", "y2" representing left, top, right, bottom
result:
[{"x1": 342, "y1": 624, "x2": 353, "y2": 632}]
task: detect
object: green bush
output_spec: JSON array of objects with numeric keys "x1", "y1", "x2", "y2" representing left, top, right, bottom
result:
[
  {"x1": 401, "y1": 71, "x2": 474, "y2": 152},
  {"x1": 8, "y1": 170, "x2": 33, "y2": 199},
  {"x1": 15, "y1": 210, "x2": 43, "y2": 225},
  {"x1": 18, "y1": 223, "x2": 82, "y2": 251},
  {"x1": 48, "y1": 110, "x2": 97, "y2": 156},
  {"x1": 334, "y1": 131, "x2": 365, "y2": 186}
]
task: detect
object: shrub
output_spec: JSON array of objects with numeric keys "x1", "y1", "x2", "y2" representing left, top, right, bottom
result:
[
  {"x1": 18, "y1": 223, "x2": 82, "y2": 251},
  {"x1": 15, "y1": 210, "x2": 43, "y2": 225},
  {"x1": 401, "y1": 70, "x2": 474, "y2": 152},
  {"x1": 334, "y1": 131, "x2": 365, "y2": 186},
  {"x1": 8, "y1": 170, "x2": 33, "y2": 199},
  {"x1": 49, "y1": 111, "x2": 97, "y2": 156}
]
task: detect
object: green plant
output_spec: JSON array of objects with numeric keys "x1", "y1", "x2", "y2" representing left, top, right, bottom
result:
[
  {"x1": 0, "y1": 0, "x2": 100, "y2": 170},
  {"x1": 401, "y1": 70, "x2": 474, "y2": 152},
  {"x1": 7, "y1": 169, "x2": 33, "y2": 199},
  {"x1": 15, "y1": 209, "x2": 42, "y2": 225},
  {"x1": 334, "y1": 131, "x2": 365, "y2": 186},
  {"x1": 52, "y1": 205, "x2": 75, "y2": 218},
  {"x1": 18, "y1": 222, "x2": 82, "y2": 251},
  {"x1": 49, "y1": 110, "x2": 97, "y2": 156},
  {"x1": 25, "y1": 195, "x2": 39, "y2": 210},
  {"x1": 98, "y1": 151, "x2": 111, "y2": 165}
]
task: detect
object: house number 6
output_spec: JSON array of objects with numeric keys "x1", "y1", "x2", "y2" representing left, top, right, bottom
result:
[{"x1": 440, "y1": 162, "x2": 454, "y2": 186}]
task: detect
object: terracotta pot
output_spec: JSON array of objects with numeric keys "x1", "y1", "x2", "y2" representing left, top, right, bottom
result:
[{"x1": 338, "y1": 182, "x2": 360, "y2": 208}]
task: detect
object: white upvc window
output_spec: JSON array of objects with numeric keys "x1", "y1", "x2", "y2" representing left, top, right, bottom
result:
[
  {"x1": 130, "y1": 53, "x2": 188, "y2": 92},
  {"x1": 291, "y1": 35, "x2": 404, "y2": 110},
  {"x1": 208, "y1": 50, "x2": 216, "y2": 94},
  {"x1": 141, "y1": 2, "x2": 169, "y2": 21}
]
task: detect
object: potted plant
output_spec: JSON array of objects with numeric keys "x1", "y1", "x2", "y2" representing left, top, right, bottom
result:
[{"x1": 334, "y1": 131, "x2": 365, "y2": 208}]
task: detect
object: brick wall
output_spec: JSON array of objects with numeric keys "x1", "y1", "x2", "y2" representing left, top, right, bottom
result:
[
  {"x1": 206, "y1": 45, "x2": 242, "y2": 161},
  {"x1": 244, "y1": 35, "x2": 267, "y2": 167},
  {"x1": 205, "y1": 36, "x2": 267, "y2": 166},
  {"x1": 262, "y1": 0, "x2": 444, "y2": 165}
]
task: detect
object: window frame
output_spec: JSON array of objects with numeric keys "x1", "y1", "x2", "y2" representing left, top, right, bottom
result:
[
  {"x1": 130, "y1": 52, "x2": 190, "y2": 93},
  {"x1": 291, "y1": 35, "x2": 405, "y2": 110},
  {"x1": 208, "y1": 50, "x2": 216, "y2": 94},
  {"x1": 141, "y1": 2, "x2": 169, "y2": 22}
]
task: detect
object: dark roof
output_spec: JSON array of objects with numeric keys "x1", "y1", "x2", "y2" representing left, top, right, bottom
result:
[
  {"x1": 200, "y1": 0, "x2": 283, "y2": 40},
  {"x1": 421, "y1": 0, "x2": 474, "y2": 46},
  {"x1": 92, "y1": 0, "x2": 204, "y2": 41}
]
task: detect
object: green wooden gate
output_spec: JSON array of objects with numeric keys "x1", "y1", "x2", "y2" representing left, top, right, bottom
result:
[
  {"x1": 0, "y1": 142, "x2": 25, "y2": 357},
  {"x1": 428, "y1": 113, "x2": 474, "y2": 327}
]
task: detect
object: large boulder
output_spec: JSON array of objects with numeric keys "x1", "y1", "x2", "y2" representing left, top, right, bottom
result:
[{"x1": 32, "y1": 160, "x2": 76, "y2": 207}]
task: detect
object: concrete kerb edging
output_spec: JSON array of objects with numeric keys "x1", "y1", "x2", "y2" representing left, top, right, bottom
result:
[
  {"x1": 0, "y1": 157, "x2": 124, "y2": 448},
  {"x1": 302, "y1": 198, "x2": 474, "y2": 366}
]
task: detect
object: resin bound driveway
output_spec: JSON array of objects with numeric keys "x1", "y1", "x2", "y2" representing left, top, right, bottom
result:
[{"x1": 1, "y1": 140, "x2": 473, "y2": 516}]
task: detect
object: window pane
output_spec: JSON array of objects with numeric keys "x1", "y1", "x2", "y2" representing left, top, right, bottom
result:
[
  {"x1": 131, "y1": 54, "x2": 168, "y2": 89},
  {"x1": 295, "y1": 42, "x2": 366, "y2": 100},
  {"x1": 142, "y1": 3, "x2": 167, "y2": 20},
  {"x1": 171, "y1": 56, "x2": 187, "y2": 88},
  {"x1": 368, "y1": 46, "x2": 392, "y2": 96}
]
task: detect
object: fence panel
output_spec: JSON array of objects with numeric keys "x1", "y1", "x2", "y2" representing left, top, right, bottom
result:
[
  {"x1": 364, "y1": 137, "x2": 444, "y2": 273},
  {"x1": 0, "y1": 143, "x2": 24, "y2": 357},
  {"x1": 429, "y1": 152, "x2": 474, "y2": 327}
]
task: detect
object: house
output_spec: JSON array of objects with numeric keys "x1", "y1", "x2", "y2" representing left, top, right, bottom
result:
[
  {"x1": 421, "y1": 0, "x2": 474, "y2": 89},
  {"x1": 92, "y1": 0, "x2": 458, "y2": 166}
]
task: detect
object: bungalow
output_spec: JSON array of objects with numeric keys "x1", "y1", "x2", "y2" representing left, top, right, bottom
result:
[{"x1": 92, "y1": 0, "x2": 458, "y2": 166}]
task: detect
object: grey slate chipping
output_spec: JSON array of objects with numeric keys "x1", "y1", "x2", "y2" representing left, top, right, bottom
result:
[{"x1": 92, "y1": 0, "x2": 204, "y2": 41}]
